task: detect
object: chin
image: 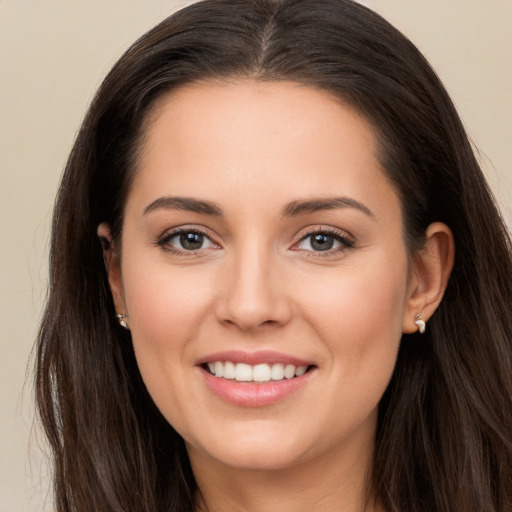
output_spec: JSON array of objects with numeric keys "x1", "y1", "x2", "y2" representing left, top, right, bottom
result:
[{"x1": 187, "y1": 429, "x2": 312, "y2": 472}]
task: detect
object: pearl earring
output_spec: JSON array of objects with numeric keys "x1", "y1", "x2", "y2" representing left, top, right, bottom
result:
[
  {"x1": 415, "y1": 314, "x2": 426, "y2": 334},
  {"x1": 116, "y1": 313, "x2": 129, "y2": 329}
]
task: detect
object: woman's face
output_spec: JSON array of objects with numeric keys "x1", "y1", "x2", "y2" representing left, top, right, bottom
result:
[{"x1": 110, "y1": 81, "x2": 417, "y2": 472}]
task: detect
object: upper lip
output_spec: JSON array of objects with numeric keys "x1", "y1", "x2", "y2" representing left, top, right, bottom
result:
[{"x1": 195, "y1": 350, "x2": 314, "y2": 367}]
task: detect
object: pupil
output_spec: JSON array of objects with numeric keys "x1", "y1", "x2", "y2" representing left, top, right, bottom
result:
[
  {"x1": 311, "y1": 233, "x2": 334, "y2": 251},
  {"x1": 180, "y1": 232, "x2": 203, "y2": 250}
]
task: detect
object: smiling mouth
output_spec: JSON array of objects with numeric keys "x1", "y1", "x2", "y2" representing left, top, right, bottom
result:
[{"x1": 203, "y1": 361, "x2": 314, "y2": 382}]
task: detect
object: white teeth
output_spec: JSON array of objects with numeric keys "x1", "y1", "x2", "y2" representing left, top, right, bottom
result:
[
  {"x1": 235, "y1": 363, "x2": 252, "y2": 382},
  {"x1": 284, "y1": 364, "x2": 296, "y2": 379},
  {"x1": 223, "y1": 361, "x2": 236, "y2": 379},
  {"x1": 206, "y1": 361, "x2": 309, "y2": 382},
  {"x1": 295, "y1": 365, "x2": 307, "y2": 376},
  {"x1": 270, "y1": 363, "x2": 284, "y2": 380},
  {"x1": 214, "y1": 361, "x2": 224, "y2": 378},
  {"x1": 253, "y1": 363, "x2": 271, "y2": 382}
]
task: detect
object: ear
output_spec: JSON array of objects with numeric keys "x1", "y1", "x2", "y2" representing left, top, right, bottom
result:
[
  {"x1": 97, "y1": 222, "x2": 127, "y2": 318},
  {"x1": 402, "y1": 222, "x2": 455, "y2": 333}
]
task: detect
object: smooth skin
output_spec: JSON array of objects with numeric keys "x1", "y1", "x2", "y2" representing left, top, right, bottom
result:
[{"x1": 99, "y1": 81, "x2": 454, "y2": 512}]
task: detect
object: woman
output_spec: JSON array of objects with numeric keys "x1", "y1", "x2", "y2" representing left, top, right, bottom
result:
[{"x1": 36, "y1": 0, "x2": 512, "y2": 511}]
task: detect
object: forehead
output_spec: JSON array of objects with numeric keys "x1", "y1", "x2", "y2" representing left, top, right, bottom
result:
[
  {"x1": 143, "y1": 80, "x2": 377, "y2": 160},
  {"x1": 128, "y1": 80, "x2": 400, "y2": 224}
]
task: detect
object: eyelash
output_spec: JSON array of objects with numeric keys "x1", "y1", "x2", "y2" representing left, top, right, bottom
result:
[
  {"x1": 156, "y1": 226, "x2": 355, "y2": 256},
  {"x1": 294, "y1": 227, "x2": 355, "y2": 257},
  {"x1": 156, "y1": 227, "x2": 216, "y2": 255}
]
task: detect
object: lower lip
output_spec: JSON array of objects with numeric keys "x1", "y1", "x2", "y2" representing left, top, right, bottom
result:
[{"x1": 200, "y1": 367, "x2": 314, "y2": 407}]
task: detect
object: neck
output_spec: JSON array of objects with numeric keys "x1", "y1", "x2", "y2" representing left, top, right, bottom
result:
[{"x1": 189, "y1": 430, "x2": 382, "y2": 512}]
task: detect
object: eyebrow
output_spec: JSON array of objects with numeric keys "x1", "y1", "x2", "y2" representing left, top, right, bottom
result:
[
  {"x1": 143, "y1": 196, "x2": 223, "y2": 217},
  {"x1": 143, "y1": 195, "x2": 375, "y2": 220},
  {"x1": 282, "y1": 197, "x2": 375, "y2": 220}
]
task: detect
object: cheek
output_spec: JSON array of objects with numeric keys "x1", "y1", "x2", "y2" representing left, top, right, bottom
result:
[
  {"x1": 299, "y1": 252, "x2": 408, "y2": 384},
  {"x1": 123, "y1": 259, "x2": 213, "y2": 340},
  {"x1": 295, "y1": 260, "x2": 407, "y2": 437},
  {"x1": 119, "y1": 255, "x2": 216, "y2": 399},
  {"x1": 119, "y1": 263, "x2": 218, "y2": 436},
  {"x1": 305, "y1": 257, "x2": 407, "y2": 336}
]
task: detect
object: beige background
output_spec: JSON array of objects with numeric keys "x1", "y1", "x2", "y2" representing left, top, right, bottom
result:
[{"x1": 1, "y1": 1, "x2": 510, "y2": 510}]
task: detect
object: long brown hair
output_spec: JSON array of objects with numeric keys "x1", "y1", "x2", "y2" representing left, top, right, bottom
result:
[{"x1": 36, "y1": 0, "x2": 512, "y2": 510}]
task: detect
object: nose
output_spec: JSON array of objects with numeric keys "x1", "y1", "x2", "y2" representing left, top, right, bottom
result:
[{"x1": 215, "y1": 243, "x2": 292, "y2": 331}]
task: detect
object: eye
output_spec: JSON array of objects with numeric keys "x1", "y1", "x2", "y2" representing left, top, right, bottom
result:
[
  {"x1": 158, "y1": 228, "x2": 218, "y2": 253},
  {"x1": 295, "y1": 229, "x2": 354, "y2": 253}
]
